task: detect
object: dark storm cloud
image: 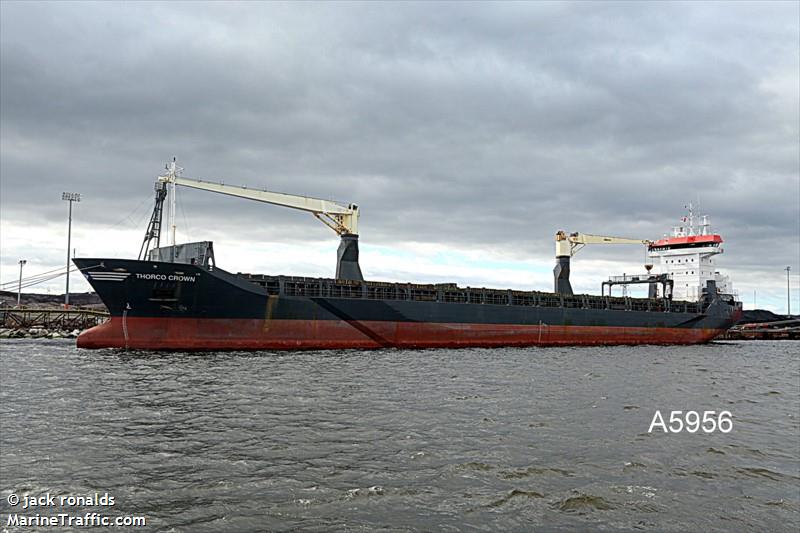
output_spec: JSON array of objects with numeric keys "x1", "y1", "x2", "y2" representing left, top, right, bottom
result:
[{"x1": 1, "y1": 1, "x2": 798, "y2": 270}]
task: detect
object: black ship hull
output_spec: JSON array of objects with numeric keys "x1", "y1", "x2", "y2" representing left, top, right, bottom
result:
[{"x1": 72, "y1": 258, "x2": 742, "y2": 350}]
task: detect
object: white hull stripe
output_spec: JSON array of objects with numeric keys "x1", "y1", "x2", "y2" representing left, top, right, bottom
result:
[{"x1": 88, "y1": 272, "x2": 130, "y2": 282}]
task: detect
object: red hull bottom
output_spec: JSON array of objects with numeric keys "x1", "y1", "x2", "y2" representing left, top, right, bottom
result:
[{"x1": 77, "y1": 317, "x2": 726, "y2": 350}]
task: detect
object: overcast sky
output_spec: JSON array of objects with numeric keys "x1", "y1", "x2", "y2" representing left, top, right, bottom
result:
[{"x1": 1, "y1": 1, "x2": 798, "y2": 312}]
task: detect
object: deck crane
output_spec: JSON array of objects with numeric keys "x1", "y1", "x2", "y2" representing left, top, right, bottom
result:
[
  {"x1": 141, "y1": 159, "x2": 363, "y2": 281},
  {"x1": 554, "y1": 231, "x2": 651, "y2": 295}
]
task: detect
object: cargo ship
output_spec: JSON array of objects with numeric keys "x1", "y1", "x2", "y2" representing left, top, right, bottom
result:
[{"x1": 73, "y1": 162, "x2": 741, "y2": 350}]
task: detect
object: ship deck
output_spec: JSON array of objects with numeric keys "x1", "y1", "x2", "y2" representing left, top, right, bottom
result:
[{"x1": 236, "y1": 273, "x2": 704, "y2": 314}]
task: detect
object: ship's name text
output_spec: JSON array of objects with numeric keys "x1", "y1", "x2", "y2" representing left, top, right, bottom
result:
[{"x1": 135, "y1": 273, "x2": 196, "y2": 283}]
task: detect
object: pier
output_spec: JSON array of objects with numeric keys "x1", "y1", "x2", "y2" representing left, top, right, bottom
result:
[
  {"x1": 0, "y1": 307, "x2": 108, "y2": 338},
  {"x1": 722, "y1": 318, "x2": 800, "y2": 340}
]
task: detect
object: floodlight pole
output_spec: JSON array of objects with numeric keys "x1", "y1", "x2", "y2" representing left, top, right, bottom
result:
[
  {"x1": 62, "y1": 192, "x2": 81, "y2": 306},
  {"x1": 17, "y1": 259, "x2": 26, "y2": 307},
  {"x1": 787, "y1": 266, "x2": 792, "y2": 316}
]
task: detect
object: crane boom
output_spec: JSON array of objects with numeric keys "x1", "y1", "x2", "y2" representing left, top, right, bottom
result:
[
  {"x1": 152, "y1": 160, "x2": 364, "y2": 281},
  {"x1": 569, "y1": 233, "x2": 650, "y2": 246},
  {"x1": 158, "y1": 175, "x2": 359, "y2": 236},
  {"x1": 556, "y1": 231, "x2": 651, "y2": 257},
  {"x1": 554, "y1": 230, "x2": 652, "y2": 295}
]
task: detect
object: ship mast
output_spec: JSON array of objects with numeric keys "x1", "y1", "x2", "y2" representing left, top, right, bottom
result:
[
  {"x1": 160, "y1": 158, "x2": 182, "y2": 248},
  {"x1": 138, "y1": 180, "x2": 168, "y2": 260}
]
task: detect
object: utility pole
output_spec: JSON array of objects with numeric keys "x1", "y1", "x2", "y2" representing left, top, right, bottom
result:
[
  {"x1": 17, "y1": 259, "x2": 26, "y2": 307},
  {"x1": 62, "y1": 192, "x2": 81, "y2": 306},
  {"x1": 787, "y1": 266, "x2": 792, "y2": 316}
]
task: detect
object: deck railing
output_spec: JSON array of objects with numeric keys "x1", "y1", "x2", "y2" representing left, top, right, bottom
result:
[
  {"x1": 1, "y1": 308, "x2": 109, "y2": 330},
  {"x1": 237, "y1": 274, "x2": 702, "y2": 314}
]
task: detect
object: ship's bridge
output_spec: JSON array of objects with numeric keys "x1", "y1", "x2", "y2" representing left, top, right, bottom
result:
[
  {"x1": 649, "y1": 234, "x2": 723, "y2": 251},
  {"x1": 647, "y1": 209, "x2": 732, "y2": 302}
]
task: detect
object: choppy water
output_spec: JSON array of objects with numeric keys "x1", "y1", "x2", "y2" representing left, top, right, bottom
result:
[{"x1": 1, "y1": 339, "x2": 798, "y2": 532}]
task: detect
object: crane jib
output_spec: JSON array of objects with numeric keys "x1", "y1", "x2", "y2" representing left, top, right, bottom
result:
[{"x1": 149, "y1": 159, "x2": 363, "y2": 280}]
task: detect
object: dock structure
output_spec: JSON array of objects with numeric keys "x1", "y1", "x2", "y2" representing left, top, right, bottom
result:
[
  {"x1": 722, "y1": 319, "x2": 800, "y2": 340},
  {"x1": 1, "y1": 307, "x2": 109, "y2": 332}
]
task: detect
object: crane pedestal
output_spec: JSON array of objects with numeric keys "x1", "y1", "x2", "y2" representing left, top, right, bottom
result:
[
  {"x1": 554, "y1": 256, "x2": 573, "y2": 295},
  {"x1": 336, "y1": 234, "x2": 364, "y2": 281}
]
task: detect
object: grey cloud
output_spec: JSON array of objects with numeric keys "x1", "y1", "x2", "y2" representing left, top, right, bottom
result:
[{"x1": 1, "y1": 1, "x2": 797, "y2": 285}]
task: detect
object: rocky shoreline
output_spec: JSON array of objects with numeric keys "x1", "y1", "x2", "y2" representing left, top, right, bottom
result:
[{"x1": 1, "y1": 327, "x2": 83, "y2": 339}]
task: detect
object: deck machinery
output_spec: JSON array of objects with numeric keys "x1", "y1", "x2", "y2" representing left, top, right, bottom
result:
[{"x1": 139, "y1": 158, "x2": 363, "y2": 280}]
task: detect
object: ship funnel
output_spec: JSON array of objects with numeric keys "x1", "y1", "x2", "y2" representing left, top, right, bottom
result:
[{"x1": 336, "y1": 234, "x2": 364, "y2": 281}]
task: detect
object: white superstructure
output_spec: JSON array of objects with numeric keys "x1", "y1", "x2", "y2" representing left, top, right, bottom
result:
[{"x1": 648, "y1": 205, "x2": 733, "y2": 302}]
